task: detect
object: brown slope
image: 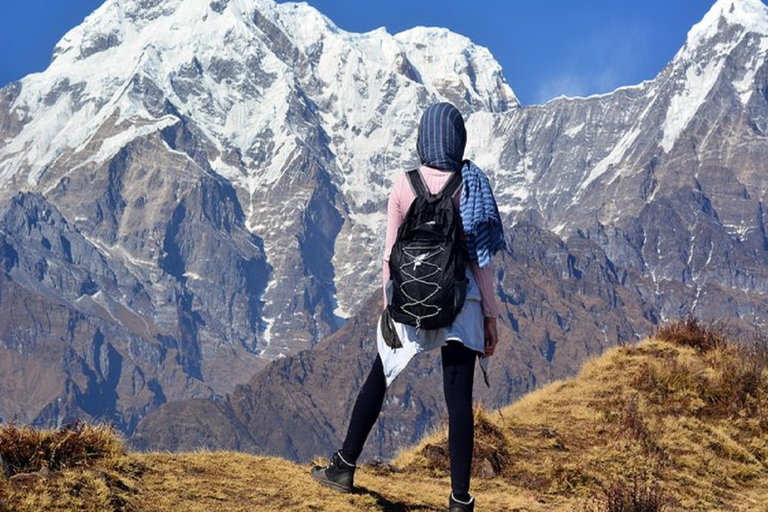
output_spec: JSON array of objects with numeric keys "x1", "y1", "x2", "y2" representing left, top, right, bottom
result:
[
  {"x1": 399, "y1": 323, "x2": 768, "y2": 510},
  {"x1": 5, "y1": 322, "x2": 768, "y2": 512}
]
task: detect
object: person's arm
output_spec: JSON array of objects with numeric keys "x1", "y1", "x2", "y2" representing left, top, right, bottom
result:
[
  {"x1": 471, "y1": 262, "x2": 500, "y2": 356},
  {"x1": 382, "y1": 173, "x2": 408, "y2": 307}
]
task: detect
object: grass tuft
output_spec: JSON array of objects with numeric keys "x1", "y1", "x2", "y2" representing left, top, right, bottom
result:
[
  {"x1": 636, "y1": 320, "x2": 768, "y2": 422},
  {"x1": 585, "y1": 479, "x2": 674, "y2": 512},
  {"x1": 0, "y1": 421, "x2": 125, "y2": 477},
  {"x1": 655, "y1": 317, "x2": 726, "y2": 353}
]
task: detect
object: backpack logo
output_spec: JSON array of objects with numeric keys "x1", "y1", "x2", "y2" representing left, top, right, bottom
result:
[
  {"x1": 388, "y1": 170, "x2": 468, "y2": 330},
  {"x1": 408, "y1": 248, "x2": 438, "y2": 270}
]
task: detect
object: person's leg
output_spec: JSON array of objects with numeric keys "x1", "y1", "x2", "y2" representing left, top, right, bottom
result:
[
  {"x1": 312, "y1": 355, "x2": 387, "y2": 492},
  {"x1": 441, "y1": 341, "x2": 476, "y2": 503},
  {"x1": 341, "y1": 354, "x2": 387, "y2": 462}
]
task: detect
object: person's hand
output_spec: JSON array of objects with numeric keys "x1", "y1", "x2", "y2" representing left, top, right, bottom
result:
[{"x1": 484, "y1": 316, "x2": 498, "y2": 357}]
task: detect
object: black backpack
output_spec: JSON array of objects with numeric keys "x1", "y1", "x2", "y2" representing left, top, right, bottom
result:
[{"x1": 388, "y1": 169, "x2": 468, "y2": 329}]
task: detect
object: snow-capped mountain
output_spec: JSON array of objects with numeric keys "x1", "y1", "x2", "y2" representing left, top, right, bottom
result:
[
  {"x1": 0, "y1": 0, "x2": 515, "y2": 349},
  {"x1": 0, "y1": 0, "x2": 516, "y2": 429},
  {"x1": 1, "y1": 0, "x2": 767, "y2": 441},
  {"x1": 477, "y1": 0, "x2": 768, "y2": 322}
]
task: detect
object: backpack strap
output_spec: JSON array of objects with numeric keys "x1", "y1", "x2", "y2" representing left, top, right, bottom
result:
[
  {"x1": 406, "y1": 169, "x2": 427, "y2": 198},
  {"x1": 406, "y1": 169, "x2": 463, "y2": 199},
  {"x1": 440, "y1": 170, "x2": 463, "y2": 199}
]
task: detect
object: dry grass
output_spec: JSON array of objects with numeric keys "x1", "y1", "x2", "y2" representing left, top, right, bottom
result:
[
  {"x1": 0, "y1": 422, "x2": 134, "y2": 512},
  {"x1": 395, "y1": 319, "x2": 768, "y2": 511},
  {"x1": 2, "y1": 319, "x2": 768, "y2": 511},
  {"x1": 0, "y1": 422, "x2": 125, "y2": 475},
  {"x1": 399, "y1": 407, "x2": 510, "y2": 480},
  {"x1": 655, "y1": 316, "x2": 729, "y2": 353},
  {"x1": 584, "y1": 479, "x2": 675, "y2": 512}
]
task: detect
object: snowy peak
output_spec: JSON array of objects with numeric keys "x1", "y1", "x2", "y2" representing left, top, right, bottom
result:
[
  {"x1": 50, "y1": 0, "x2": 253, "y2": 68},
  {"x1": 51, "y1": 0, "x2": 189, "y2": 64},
  {"x1": 395, "y1": 27, "x2": 518, "y2": 111},
  {"x1": 44, "y1": 0, "x2": 516, "y2": 111},
  {"x1": 254, "y1": 3, "x2": 518, "y2": 111},
  {"x1": 659, "y1": 0, "x2": 768, "y2": 152},
  {"x1": 264, "y1": 0, "x2": 341, "y2": 42},
  {"x1": 700, "y1": 0, "x2": 768, "y2": 34},
  {"x1": 1, "y1": 0, "x2": 519, "y2": 193},
  {"x1": 678, "y1": 0, "x2": 768, "y2": 59},
  {"x1": 50, "y1": 1, "x2": 124, "y2": 64}
]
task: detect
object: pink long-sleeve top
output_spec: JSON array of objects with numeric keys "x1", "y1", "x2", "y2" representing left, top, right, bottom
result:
[{"x1": 383, "y1": 165, "x2": 500, "y2": 318}]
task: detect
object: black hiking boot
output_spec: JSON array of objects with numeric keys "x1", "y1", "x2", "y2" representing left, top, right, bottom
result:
[
  {"x1": 310, "y1": 451, "x2": 356, "y2": 493},
  {"x1": 448, "y1": 493, "x2": 475, "y2": 512}
]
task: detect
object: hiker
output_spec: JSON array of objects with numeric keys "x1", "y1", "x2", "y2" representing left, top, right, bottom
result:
[{"x1": 311, "y1": 102, "x2": 505, "y2": 512}]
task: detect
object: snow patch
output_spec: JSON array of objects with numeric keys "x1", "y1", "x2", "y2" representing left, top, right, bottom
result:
[
  {"x1": 723, "y1": 222, "x2": 754, "y2": 241},
  {"x1": 333, "y1": 304, "x2": 351, "y2": 319},
  {"x1": 581, "y1": 125, "x2": 642, "y2": 190},
  {"x1": 661, "y1": 59, "x2": 724, "y2": 153},
  {"x1": 111, "y1": 244, "x2": 157, "y2": 268},
  {"x1": 733, "y1": 35, "x2": 768, "y2": 104},
  {"x1": 349, "y1": 211, "x2": 386, "y2": 234},
  {"x1": 564, "y1": 123, "x2": 585, "y2": 138},
  {"x1": 93, "y1": 116, "x2": 179, "y2": 163}
]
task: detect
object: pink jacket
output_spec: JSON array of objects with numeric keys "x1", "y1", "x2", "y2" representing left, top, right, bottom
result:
[{"x1": 382, "y1": 166, "x2": 500, "y2": 318}]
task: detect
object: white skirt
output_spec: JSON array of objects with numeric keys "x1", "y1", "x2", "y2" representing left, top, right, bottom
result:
[{"x1": 377, "y1": 267, "x2": 488, "y2": 387}]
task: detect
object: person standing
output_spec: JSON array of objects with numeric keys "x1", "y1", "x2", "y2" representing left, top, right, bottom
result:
[{"x1": 311, "y1": 102, "x2": 505, "y2": 512}]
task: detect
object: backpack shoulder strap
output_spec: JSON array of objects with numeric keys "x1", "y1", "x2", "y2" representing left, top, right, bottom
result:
[
  {"x1": 438, "y1": 170, "x2": 463, "y2": 199},
  {"x1": 407, "y1": 169, "x2": 463, "y2": 200},
  {"x1": 406, "y1": 169, "x2": 428, "y2": 198}
]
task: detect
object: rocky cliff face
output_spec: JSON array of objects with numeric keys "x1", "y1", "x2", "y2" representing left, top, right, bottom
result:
[
  {"x1": 1, "y1": 0, "x2": 768, "y2": 450},
  {"x1": 0, "y1": 188, "x2": 266, "y2": 431}
]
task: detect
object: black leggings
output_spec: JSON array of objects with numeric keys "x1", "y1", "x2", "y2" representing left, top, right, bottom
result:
[{"x1": 341, "y1": 341, "x2": 476, "y2": 498}]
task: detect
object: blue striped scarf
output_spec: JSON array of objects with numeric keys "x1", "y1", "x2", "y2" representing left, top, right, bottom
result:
[{"x1": 460, "y1": 161, "x2": 506, "y2": 267}]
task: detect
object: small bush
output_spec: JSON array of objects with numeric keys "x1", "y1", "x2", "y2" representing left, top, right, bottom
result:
[
  {"x1": 705, "y1": 340, "x2": 768, "y2": 420},
  {"x1": 655, "y1": 317, "x2": 726, "y2": 353},
  {"x1": 586, "y1": 479, "x2": 673, "y2": 512},
  {"x1": 644, "y1": 319, "x2": 768, "y2": 421},
  {"x1": 0, "y1": 421, "x2": 124, "y2": 477}
]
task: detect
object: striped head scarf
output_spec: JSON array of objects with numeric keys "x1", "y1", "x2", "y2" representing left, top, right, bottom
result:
[{"x1": 417, "y1": 103, "x2": 466, "y2": 172}]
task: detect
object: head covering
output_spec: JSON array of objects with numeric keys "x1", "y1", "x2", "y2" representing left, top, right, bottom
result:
[{"x1": 417, "y1": 103, "x2": 466, "y2": 172}]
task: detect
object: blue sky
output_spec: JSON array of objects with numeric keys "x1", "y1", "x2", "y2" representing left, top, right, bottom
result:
[{"x1": 0, "y1": 0, "x2": 722, "y2": 105}]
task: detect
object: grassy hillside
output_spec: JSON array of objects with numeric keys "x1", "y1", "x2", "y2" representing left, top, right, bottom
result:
[{"x1": 2, "y1": 319, "x2": 767, "y2": 511}]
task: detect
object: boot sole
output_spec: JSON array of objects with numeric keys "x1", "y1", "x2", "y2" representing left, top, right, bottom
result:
[{"x1": 310, "y1": 468, "x2": 353, "y2": 494}]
